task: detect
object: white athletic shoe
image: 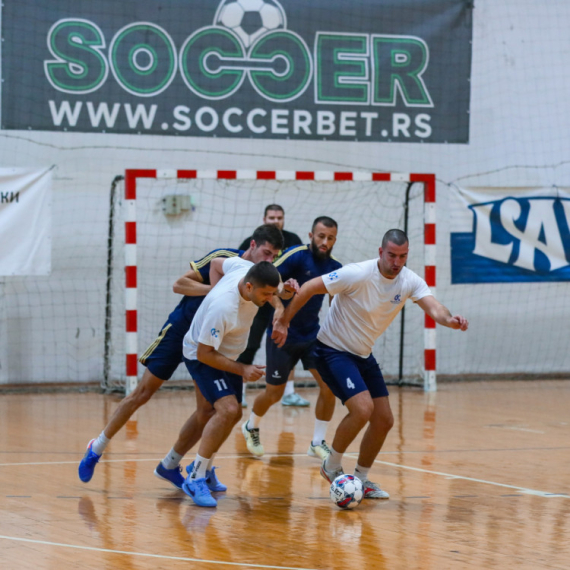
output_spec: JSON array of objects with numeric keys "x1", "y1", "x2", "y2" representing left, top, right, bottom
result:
[
  {"x1": 320, "y1": 459, "x2": 344, "y2": 484},
  {"x1": 241, "y1": 421, "x2": 264, "y2": 457},
  {"x1": 360, "y1": 479, "x2": 390, "y2": 499},
  {"x1": 307, "y1": 440, "x2": 331, "y2": 461}
]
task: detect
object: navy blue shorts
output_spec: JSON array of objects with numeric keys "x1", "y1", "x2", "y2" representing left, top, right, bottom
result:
[
  {"x1": 265, "y1": 336, "x2": 317, "y2": 386},
  {"x1": 139, "y1": 322, "x2": 186, "y2": 381},
  {"x1": 184, "y1": 358, "x2": 243, "y2": 405},
  {"x1": 314, "y1": 340, "x2": 389, "y2": 404}
]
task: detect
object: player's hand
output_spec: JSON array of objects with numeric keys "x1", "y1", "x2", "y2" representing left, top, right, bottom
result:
[
  {"x1": 271, "y1": 319, "x2": 288, "y2": 348},
  {"x1": 278, "y1": 278, "x2": 299, "y2": 300},
  {"x1": 282, "y1": 278, "x2": 299, "y2": 295},
  {"x1": 449, "y1": 315, "x2": 468, "y2": 331},
  {"x1": 242, "y1": 365, "x2": 265, "y2": 383}
]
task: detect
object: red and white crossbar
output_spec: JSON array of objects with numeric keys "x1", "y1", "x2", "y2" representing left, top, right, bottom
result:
[{"x1": 123, "y1": 169, "x2": 436, "y2": 394}]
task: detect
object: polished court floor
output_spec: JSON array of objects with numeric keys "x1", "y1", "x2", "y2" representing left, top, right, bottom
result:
[{"x1": 0, "y1": 380, "x2": 569, "y2": 569}]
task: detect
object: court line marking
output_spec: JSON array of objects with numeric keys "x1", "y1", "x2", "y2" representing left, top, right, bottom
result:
[
  {"x1": 0, "y1": 535, "x2": 318, "y2": 570},
  {"x1": 368, "y1": 458, "x2": 569, "y2": 498},
  {"x1": 1, "y1": 454, "x2": 567, "y2": 499}
]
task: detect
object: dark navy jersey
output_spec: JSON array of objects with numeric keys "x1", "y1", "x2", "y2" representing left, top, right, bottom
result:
[
  {"x1": 167, "y1": 248, "x2": 243, "y2": 331},
  {"x1": 269, "y1": 244, "x2": 342, "y2": 343}
]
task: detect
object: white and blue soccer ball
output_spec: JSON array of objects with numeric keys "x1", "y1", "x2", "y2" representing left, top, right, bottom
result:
[
  {"x1": 215, "y1": 0, "x2": 287, "y2": 49},
  {"x1": 330, "y1": 474, "x2": 364, "y2": 510}
]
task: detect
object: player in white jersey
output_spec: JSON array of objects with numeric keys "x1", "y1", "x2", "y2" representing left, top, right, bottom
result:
[
  {"x1": 272, "y1": 229, "x2": 468, "y2": 500},
  {"x1": 165, "y1": 258, "x2": 296, "y2": 507}
]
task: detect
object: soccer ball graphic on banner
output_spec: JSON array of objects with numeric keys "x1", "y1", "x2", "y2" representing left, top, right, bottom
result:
[
  {"x1": 330, "y1": 474, "x2": 364, "y2": 510},
  {"x1": 215, "y1": 0, "x2": 287, "y2": 49}
]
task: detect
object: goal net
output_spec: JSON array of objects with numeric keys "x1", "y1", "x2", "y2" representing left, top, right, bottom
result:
[{"x1": 104, "y1": 170, "x2": 435, "y2": 393}]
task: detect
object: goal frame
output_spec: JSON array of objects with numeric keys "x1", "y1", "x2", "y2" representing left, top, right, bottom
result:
[{"x1": 122, "y1": 169, "x2": 437, "y2": 394}]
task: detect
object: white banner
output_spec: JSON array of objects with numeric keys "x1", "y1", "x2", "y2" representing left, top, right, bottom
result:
[{"x1": 0, "y1": 167, "x2": 52, "y2": 275}]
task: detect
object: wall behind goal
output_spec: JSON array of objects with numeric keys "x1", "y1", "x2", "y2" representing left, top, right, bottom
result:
[{"x1": 1, "y1": 0, "x2": 569, "y2": 385}]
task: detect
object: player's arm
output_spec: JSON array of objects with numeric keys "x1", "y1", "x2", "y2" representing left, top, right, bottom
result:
[
  {"x1": 196, "y1": 343, "x2": 265, "y2": 382},
  {"x1": 209, "y1": 257, "x2": 226, "y2": 287},
  {"x1": 272, "y1": 276, "x2": 327, "y2": 347},
  {"x1": 277, "y1": 278, "x2": 300, "y2": 300},
  {"x1": 173, "y1": 268, "x2": 212, "y2": 296},
  {"x1": 416, "y1": 296, "x2": 469, "y2": 331}
]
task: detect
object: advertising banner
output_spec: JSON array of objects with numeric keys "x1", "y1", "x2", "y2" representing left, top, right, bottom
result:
[
  {"x1": 0, "y1": 168, "x2": 52, "y2": 276},
  {"x1": 1, "y1": 0, "x2": 472, "y2": 143},
  {"x1": 450, "y1": 187, "x2": 570, "y2": 283}
]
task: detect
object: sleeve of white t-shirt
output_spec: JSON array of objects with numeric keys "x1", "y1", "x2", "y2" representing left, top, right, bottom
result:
[
  {"x1": 409, "y1": 272, "x2": 432, "y2": 302},
  {"x1": 321, "y1": 263, "x2": 365, "y2": 296},
  {"x1": 196, "y1": 302, "x2": 228, "y2": 351},
  {"x1": 222, "y1": 256, "x2": 253, "y2": 276}
]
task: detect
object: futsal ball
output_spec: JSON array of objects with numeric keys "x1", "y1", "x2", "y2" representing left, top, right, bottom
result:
[
  {"x1": 215, "y1": 0, "x2": 286, "y2": 49},
  {"x1": 330, "y1": 474, "x2": 363, "y2": 510}
]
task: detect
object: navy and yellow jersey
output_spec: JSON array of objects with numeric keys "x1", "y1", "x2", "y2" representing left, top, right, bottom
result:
[
  {"x1": 268, "y1": 244, "x2": 342, "y2": 343},
  {"x1": 167, "y1": 248, "x2": 243, "y2": 331}
]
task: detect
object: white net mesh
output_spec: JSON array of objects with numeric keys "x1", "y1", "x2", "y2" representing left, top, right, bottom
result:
[{"x1": 105, "y1": 175, "x2": 427, "y2": 390}]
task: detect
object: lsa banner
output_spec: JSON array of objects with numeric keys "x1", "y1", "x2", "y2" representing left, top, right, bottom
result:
[
  {"x1": 1, "y1": 0, "x2": 472, "y2": 143},
  {"x1": 451, "y1": 187, "x2": 570, "y2": 283}
]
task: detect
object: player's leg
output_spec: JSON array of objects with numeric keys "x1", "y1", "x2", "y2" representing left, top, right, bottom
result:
[
  {"x1": 281, "y1": 370, "x2": 310, "y2": 407},
  {"x1": 182, "y1": 365, "x2": 243, "y2": 507},
  {"x1": 242, "y1": 336, "x2": 294, "y2": 457},
  {"x1": 154, "y1": 381, "x2": 215, "y2": 490},
  {"x1": 352, "y1": 358, "x2": 393, "y2": 499},
  {"x1": 314, "y1": 341, "x2": 374, "y2": 483},
  {"x1": 306, "y1": 367, "x2": 335, "y2": 460},
  {"x1": 78, "y1": 322, "x2": 183, "y2": 483}
]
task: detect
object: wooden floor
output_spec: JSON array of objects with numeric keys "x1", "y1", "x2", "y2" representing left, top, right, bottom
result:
[{"x1": 0, "y1": 380, "x2": 569, "y2": 570}]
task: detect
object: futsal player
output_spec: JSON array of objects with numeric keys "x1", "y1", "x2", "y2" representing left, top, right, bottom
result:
[
  {"x1": 241, "y1": 216, "x2": 342, "y2": 461},
  {"x1": 272, "y1": 229, "x2": 469, "y2": 499},
  {"x1": 175, "y1": 259, "x2": 285, "y2": 507},
  {"x1": 238, "y1": 204, "x2": 308, "y2": 407},
  {"x1": 78, "y1": 224, "x2": 284, "y2": 486}
]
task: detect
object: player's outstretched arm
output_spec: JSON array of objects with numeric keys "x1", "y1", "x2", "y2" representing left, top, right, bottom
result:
[
  {"x1": 173, "y1": 268, "x2": 212, "y2": 297},
  {"x1": 197, "y1": 343, "x2": 265, "y2": 382},
  {"x1": 272, "y1": 276, "x2": 328, "y2": 347},
  {"x1": 417, "y1": 296, "x2": 469, "y2": 331}
]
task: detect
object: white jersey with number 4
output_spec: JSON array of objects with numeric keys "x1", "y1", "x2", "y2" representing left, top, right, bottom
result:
[
  {"x1": 318, "y1": 260, "x2": 432, "y2": 358},
  {"x1": 183, "y1": 256, "x2": 255, "y2": 361}
]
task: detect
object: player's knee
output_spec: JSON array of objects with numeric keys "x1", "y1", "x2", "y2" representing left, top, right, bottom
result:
[
  {"x1": 374, "y1": 410, "x2": 394, "y2": 434},
  {"x1": 267, "y1": 386, "x2": 285, "y2": 404},
  {"x1": 353, "y1": 398, "x2": 374, "y2": 423},
  {"x1": 218, "y1": 399, "x2": 240, "y2": 423},
  {"x1": 125, "y1": 385, "x2": 154, "y2": 408},
  {"x1": 196, "y1": 407, "x2": 214, "y2": 426}
]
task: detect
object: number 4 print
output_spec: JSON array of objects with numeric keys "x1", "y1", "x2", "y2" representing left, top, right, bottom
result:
[
  {"x1": 214, "y1": 379, "x2": 228, "y2": 391},
  {"x1": 346, "y1": 378, "x2": 355, "y2": 389}
]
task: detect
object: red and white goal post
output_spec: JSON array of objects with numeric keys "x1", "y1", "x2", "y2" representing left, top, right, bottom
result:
[{"x1": 121, "y1": 169, "x2": 436, "y2": 394}]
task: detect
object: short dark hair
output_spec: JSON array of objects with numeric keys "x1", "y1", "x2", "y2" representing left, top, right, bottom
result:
[
  {"x1": 251, "y1": 224, "x2": 285, "y2": 251},
  {"x1": 251, "y1": 224, "x2": 284, "y2": 251},
  {"x1": 264, "y1": 204, "x2": 284, "y2": 217},
  {"x1": 382, "y1": 228, "x2": 409, "y2": 248},
  {"x1": 312, "y1": 216, "x2": 338, "y2": 233},
  {"x1": 244, "y1": 261, "x2": 280, "y2": 288}
]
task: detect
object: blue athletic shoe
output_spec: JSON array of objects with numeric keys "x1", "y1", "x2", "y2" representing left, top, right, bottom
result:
[
  {"x1": 182, "y1": 476, "x2": 217, "y2": 508},
  {"x1": 206, "y1": 466, "x2": 227, "y2": 492},
  {"x1": 186, "y1": 462, "x2": 227, "y2": 492},
  {"x1": 154, "y1": 462, "x2": 184, "y2": 489},
  {"x1": 78, "y1": 439, "x2": 101, "y2": 483}
]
